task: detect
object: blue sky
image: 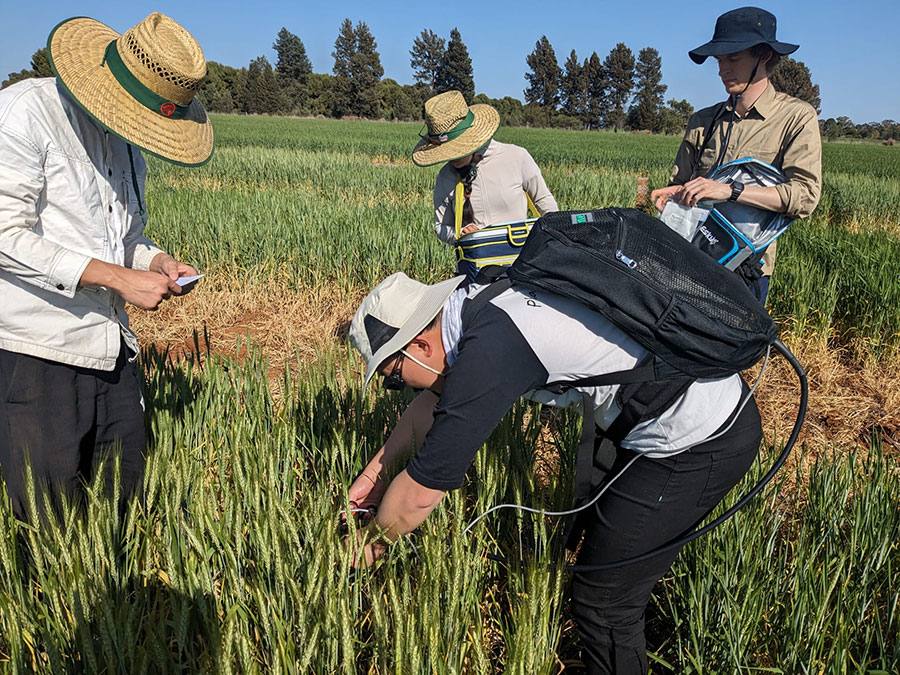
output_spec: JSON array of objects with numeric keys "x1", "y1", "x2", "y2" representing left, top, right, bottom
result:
[{"x1": 1, "y1": 0, "x2": 897, "y2": 122}]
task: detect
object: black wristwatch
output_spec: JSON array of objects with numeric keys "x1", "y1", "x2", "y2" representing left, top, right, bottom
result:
[{"x1": 729, "y1": 181, "x2": 744, "y2": 202}]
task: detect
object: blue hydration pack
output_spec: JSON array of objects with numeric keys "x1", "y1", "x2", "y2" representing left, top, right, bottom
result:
[{"x1": 662, "y1": 158, "x2": 794, "y2": 272}]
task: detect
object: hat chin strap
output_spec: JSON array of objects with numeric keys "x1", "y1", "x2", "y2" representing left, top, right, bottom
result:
[
  {"x1": 713, "y1": 58, "x2": 761, "y2": 170},
  {"x1": 401, "y1": 349, "x2": 444, "y2": 377}
]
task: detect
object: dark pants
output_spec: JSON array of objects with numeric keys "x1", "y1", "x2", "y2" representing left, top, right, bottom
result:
[
  {"x1": 572, "y1": 395, "x2": 763, "y2": 674},
  {"x1": 752, "y1": 276, "x2": 770, "y2": 306},
  {"x1": 0, "y1": 345, "x2": 146, "y2": 520}
]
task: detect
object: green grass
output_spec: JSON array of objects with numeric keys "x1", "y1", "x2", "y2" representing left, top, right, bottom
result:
[
  {"x1": 1, "y1": 346, "x2": 897, "y2": 672},
  {"x1": 1, "y1": 116, "x2": 898, "y2": 672},
  {"x1": 147, "y1": 115, "x2": 900, "y2": 354}
]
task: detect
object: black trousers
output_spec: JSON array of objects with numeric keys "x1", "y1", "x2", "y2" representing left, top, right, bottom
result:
[
  {"x1": 752, "y1": 275, "x2": 770, "y2": 306},
  {"x1": 573, "y1": 395, "x2": 763, "y2": 674},
  {"x1": 0, "y1": 345, "x2": 146, "y2": 520}
]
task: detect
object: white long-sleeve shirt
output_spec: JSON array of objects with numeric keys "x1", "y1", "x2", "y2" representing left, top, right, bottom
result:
[
  {"x1": 0, "y1": 78, "x2": 164, "y2": 370},
  {"x1": 432, "y1": 140, "x2": 558, "y2": 245}
]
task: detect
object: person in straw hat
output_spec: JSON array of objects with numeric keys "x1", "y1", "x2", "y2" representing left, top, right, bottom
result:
[
  {"x1": 650, "y1": 6, "x2": 821, "y2": 304},
  {"x1": 413, "y1": 90, "x2": 557, "y2": 247},
  {"x1": 344, "y1": 271, "x2": 761, "y2": 675},
  {"x1": 0, "y1": 12, "x2": 212, "y2": 519}
]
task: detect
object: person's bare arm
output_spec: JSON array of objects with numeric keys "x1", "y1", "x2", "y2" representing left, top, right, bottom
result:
[
  {"x1": 677, "y1": 178, "x2": 785, "y2": 211},
  {"x1": 79, "y1": 259, "x2": 178, "y2": 310},
  {"x1": 347, "y1": 390, "x2": 439, "y2": 509},
  {"x1": 355, "y1": 469, "x2": 446, "y2": 566}
]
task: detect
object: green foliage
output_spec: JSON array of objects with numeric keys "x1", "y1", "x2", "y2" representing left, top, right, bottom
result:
[
  {"x1": 524, "y1": 36, "x2": 561, "y2": 111},
  {"x1": 601, "y1": 43, "x2": 635, "y2": 130},
  {"x1": 770, "y1": 57, "x2": 821, "y2": 114},
  {"x1": 560, "y1": 50, "x2": 587, "y2": 121},
  {"x1": 138, "y1": 115, "x2": 900, "y2": 355},
  {"x1": 1, "y1": 69, "x2": 34, "y2": 89},
  {"x1": 0, "y1": 348, "x2": 895, "y2": 671},
  {"x1": 273, "y1": 28, "x2": 312, "y2": 112},
  {"x1": 331, "y1": 19, "x2": 384, "y2": 118},
  {"x1": 198, "y1": 61, "x2": 246, "y2": 114},
  {"x1": 330, "y1": 18, "x2": 357, "y2": 117},
  {"x1": 409, "y1": 29, "x2": 445, "y2": 97},
  {"x1": 241, "y1": 56, "x2": 288, "y2": 115},
  {"x1": 379, "y1": 79, "x2": 423, "y2": 121},
  {"x1": 659, "y1": 98, "x2": 694, "y2": 135},
  {"x1": 305, "y1": 72, "x2": 336, "y2": 117},
  {"x1": 2, "y1": 47, "x2": 52, "y2": 89},
  {"x1": 1, "y1": 115, "x2": 899, "y2": 671},
  {"x1": 350, "y1": 22, "x2": 384, "y2": 119},
  {"x1": 583, "y1": 52, "x2": 605, "y2": 129},
  {"x1": 627, "y1": 47, "x2": 666, "y2": 132},
  {"x1": 436, "y1": 28, "x2": 474, "y2": 103},
  {"x1": 30, "y1": 47, "x2": 53, "y2": 78}
]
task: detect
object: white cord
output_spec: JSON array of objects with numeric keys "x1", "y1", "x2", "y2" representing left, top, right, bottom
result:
[
  {"x1": 461, "y1": 453, "x2": 641, "y2": 537},
  {"x1": 460, "y1": 346, "x2": 772, "y2": 537}
]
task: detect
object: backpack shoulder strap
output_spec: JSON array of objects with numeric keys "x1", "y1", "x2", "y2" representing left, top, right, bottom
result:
[
  {"x1": 460, "y1": 272, "x2": 513, "y2": 330},
  {"x1": 606, "y1": 375, "x2": 695, "y2": 444},
  {"x1": 525, "y1": 191, "x2": 539, "y2": 218},
  {"x1": 454, "y1": 181, "x2": 465, "y2": 242},
  {"x1": 545, "y1": 354, "x2": 695, "y2": 444}
]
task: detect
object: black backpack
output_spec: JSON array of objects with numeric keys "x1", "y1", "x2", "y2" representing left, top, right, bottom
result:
[{"x1": 463, "y1": 208, "x2": 778, "y2": 539}]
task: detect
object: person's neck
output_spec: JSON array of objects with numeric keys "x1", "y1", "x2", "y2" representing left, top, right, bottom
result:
[{"x1": 733, "y1": 77, "x2": 769, "y2": 117}]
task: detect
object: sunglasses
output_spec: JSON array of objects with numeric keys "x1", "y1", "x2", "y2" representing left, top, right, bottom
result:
[{"x1": 381, "y1": 351, "x2": 406, "y2": 390}]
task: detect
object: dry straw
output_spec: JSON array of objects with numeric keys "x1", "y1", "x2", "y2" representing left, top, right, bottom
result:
[{"x1": 47, "y1": 12, "x2": 213, "y2": 166}]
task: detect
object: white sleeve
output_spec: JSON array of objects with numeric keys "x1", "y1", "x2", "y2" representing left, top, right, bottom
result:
[{"x1": 0, "y1": 122, "x2": 90, "y2": 297}]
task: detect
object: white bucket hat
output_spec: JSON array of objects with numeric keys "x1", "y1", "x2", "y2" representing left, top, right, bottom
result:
[{"x1": 349, "y1": 273, "x2": 465, "y2": 390}]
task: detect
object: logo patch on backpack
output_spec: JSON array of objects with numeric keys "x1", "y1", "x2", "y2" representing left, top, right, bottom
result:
[{"x1": 571, "y1": 212, "x2": 595, "y2": 225}]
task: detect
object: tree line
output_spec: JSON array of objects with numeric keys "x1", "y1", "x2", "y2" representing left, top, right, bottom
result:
[{"x1": 3, "y1": 23, "x2": 897, "y2": 140}]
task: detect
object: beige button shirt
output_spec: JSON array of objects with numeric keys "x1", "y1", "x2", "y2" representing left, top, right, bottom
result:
[
  {"x1": 669, "y1": 83, "x2": 822, "y2": 275},
  {"x1": 0, "y1": 78, "x2": 164, "y2": 370},
  {"x1": 433, "y1": 140, "x2": 558, "y2": 244}
]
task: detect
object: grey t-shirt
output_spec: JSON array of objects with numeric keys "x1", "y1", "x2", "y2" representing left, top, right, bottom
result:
[{"x1": 407, "y1": 283, "x2": 743, "y2": 491}]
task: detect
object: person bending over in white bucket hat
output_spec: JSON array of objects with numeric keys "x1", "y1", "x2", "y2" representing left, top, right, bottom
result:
[{"x1": 345, "y1": 271, "x2": 763, "y2": 675}]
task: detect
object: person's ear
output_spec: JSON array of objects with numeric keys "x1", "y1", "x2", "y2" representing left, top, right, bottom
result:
[{"x1": 408, "y1": 335, "x2": 433, "y2": 359}]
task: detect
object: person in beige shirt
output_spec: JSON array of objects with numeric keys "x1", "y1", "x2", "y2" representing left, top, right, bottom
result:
[
  {"x1": 412, "y1": 91, "x2": 558, "y2": 246},
  {"x1": 651, "y1": 7, "x2": 822, "y2": 304}
]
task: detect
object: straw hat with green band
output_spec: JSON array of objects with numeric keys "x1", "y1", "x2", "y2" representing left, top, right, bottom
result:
[
  {"x1": 47, "y1": 12, "x2": 214, "y2": 167},
  {"x1": 412, "y1": 90, "x2": 500, "y2": 167}
]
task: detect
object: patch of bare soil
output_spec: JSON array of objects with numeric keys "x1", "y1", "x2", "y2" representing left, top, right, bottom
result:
[
  {"x1": 131, "y1": 278, "x2": 900, "y2": 463},
  {"x1": 751, "y1": 335, "x2": 900, "y2": 455},
  {"x1": 128, "y1": 273, "x2": 362, "y2": 379}
]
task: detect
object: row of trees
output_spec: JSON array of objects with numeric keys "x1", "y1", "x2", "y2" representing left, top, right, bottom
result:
[
  {"x1": 3, "y1": 22, "x2": 896, "y2": 140},
  {"x1": 519, "y1": 35, "x2": 832, "y2": 134},
  {"x1": 522, "y1": 38, "x2": 692, "y2": 133}
]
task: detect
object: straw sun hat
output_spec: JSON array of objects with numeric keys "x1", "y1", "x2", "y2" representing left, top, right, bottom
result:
[
  {"x1": 47, "y1": 12, "x2": 213, "y2": 166},
  {"x1": 412, "y1": 91, "x2": 500, "y2": 167}
]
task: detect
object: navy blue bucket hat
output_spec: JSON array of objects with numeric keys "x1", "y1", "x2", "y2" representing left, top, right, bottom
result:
[{"x1": 689, "y1": 7, "x2": 799, "y2": 64}]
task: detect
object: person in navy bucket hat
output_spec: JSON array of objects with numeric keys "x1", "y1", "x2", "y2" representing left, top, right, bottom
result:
[
  {"x1": 651, "y1": 7, "x2": 821, "y2": 306},
  {"x1": 688, "y1": 7, "x2": 798, "y2": 64}
]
